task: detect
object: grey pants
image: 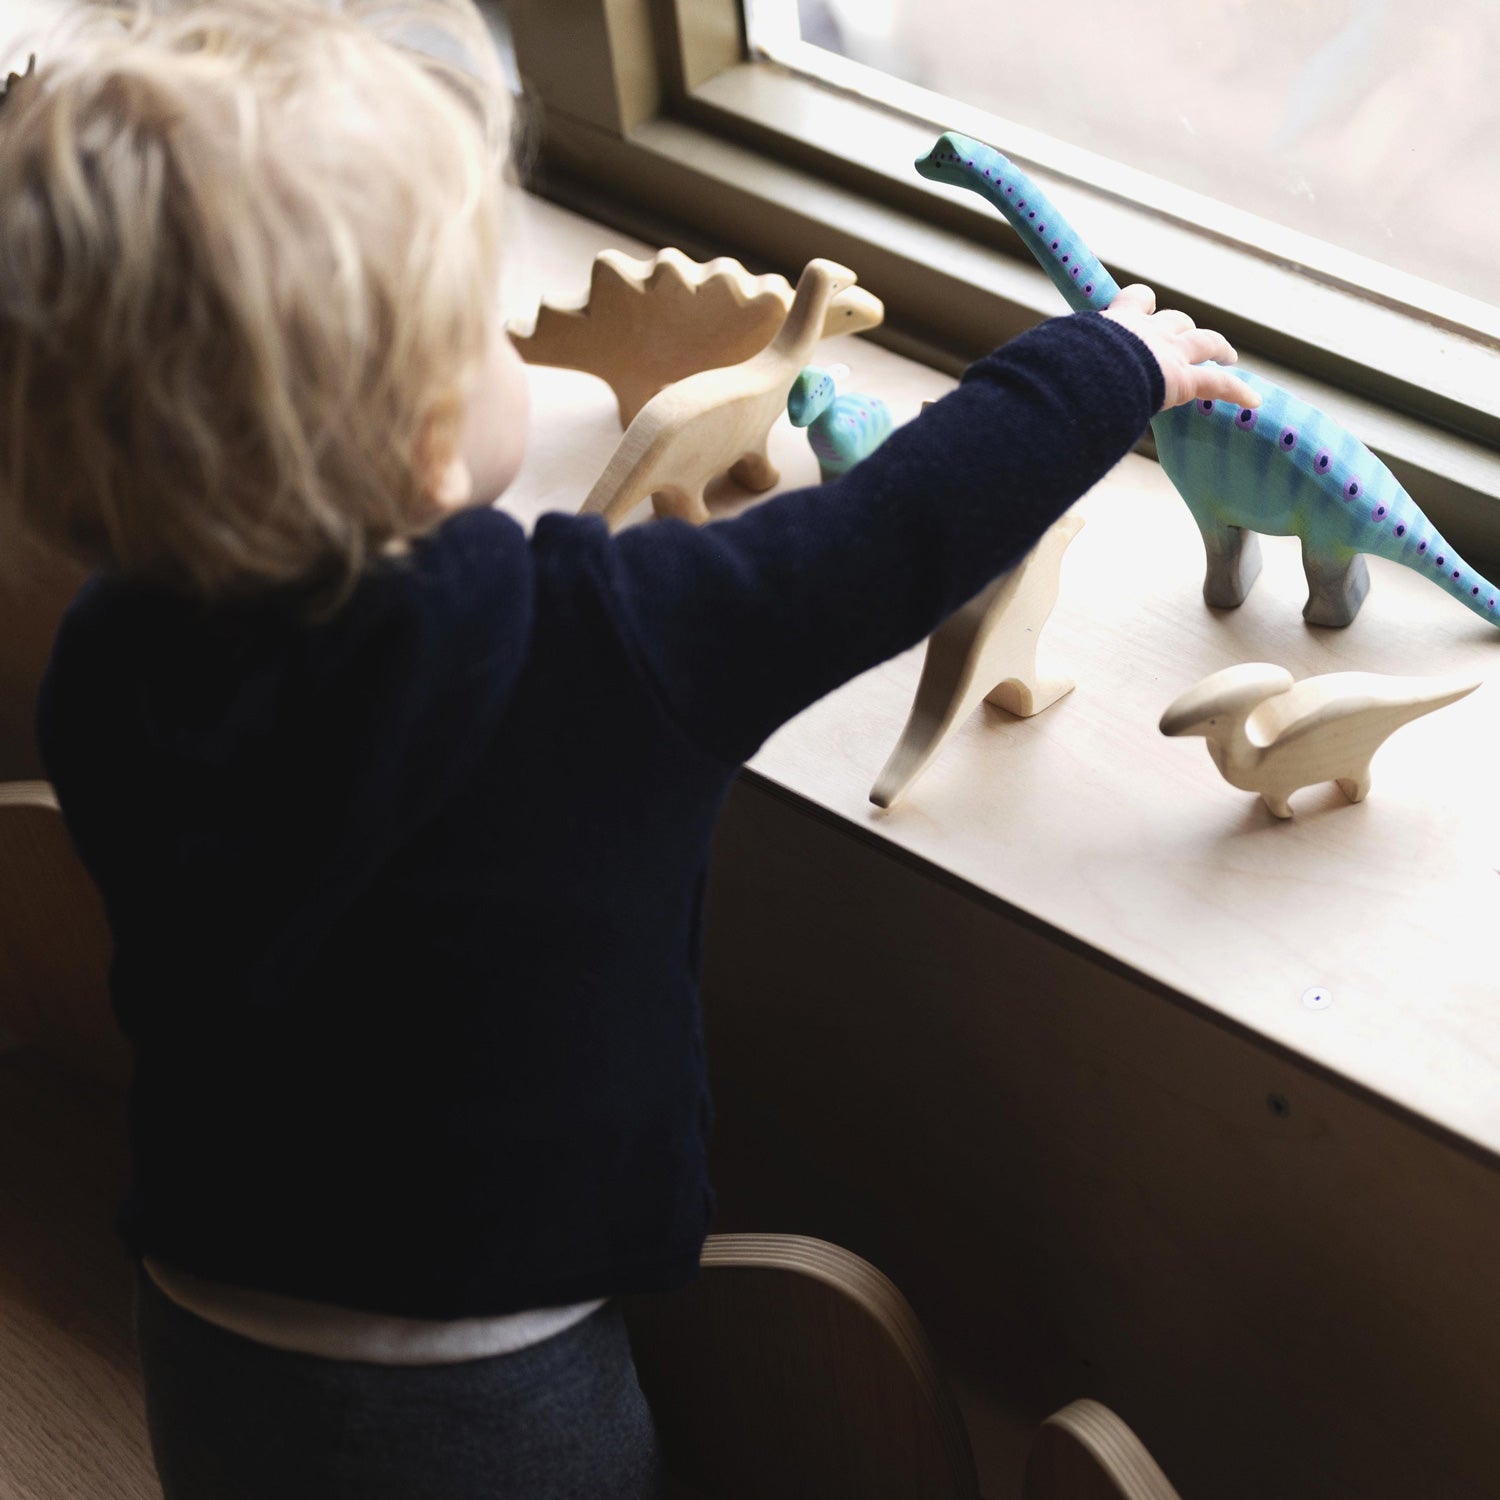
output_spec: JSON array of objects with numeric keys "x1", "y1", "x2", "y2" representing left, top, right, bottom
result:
[{"x1": 135, "y1": 1271, "x2": 664, "y2": 1500}]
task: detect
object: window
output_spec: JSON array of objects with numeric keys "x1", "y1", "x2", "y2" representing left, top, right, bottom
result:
[
  {"x1": 495, "y1": 2, "x2": 1500, "y2": 551},
  {"x1": 752, "y1": 0, "x2": 1500, "y2": 322}
]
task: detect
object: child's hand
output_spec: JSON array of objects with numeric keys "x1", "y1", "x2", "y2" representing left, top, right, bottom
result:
[{"x1": 1102, "y1": 283, "x2": 1261, "y2": 412}]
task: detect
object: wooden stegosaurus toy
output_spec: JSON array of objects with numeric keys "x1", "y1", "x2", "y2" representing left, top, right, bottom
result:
[
  {"x1": 917, "y1": 132, "x2": 1500, "y2": 632},
  {"x1": 579, "y1": 259, "x2": 880, "y2": 528},
  {"x1": 513, "y1": 246, "x2": 883, "y2": 429}
]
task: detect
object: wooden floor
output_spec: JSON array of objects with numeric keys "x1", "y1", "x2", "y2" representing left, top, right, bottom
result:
[{"x1": 0, "y1": 1051, "x2": 156, "y2": 1500}]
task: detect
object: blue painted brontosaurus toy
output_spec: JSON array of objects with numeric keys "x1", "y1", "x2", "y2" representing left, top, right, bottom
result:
[
  {"x1": 916, "y1": 132, "x2": 1500, "y2": 629},
  {"x1": 787, "y1": 364, "x2": 894, "y2": 481}
]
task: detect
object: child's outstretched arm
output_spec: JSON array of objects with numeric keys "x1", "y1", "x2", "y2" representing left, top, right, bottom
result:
[{"x1": 588, "y1": 299, "x2": 1254, "y2": 767}]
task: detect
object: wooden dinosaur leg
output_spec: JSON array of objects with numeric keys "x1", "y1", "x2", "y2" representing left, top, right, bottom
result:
[
  {"x1": 1336, "y1": 764, "x2": 1373, "y2": 803},
  {"x1": 1262, "y1": 791, "x2": 1295, "y2": 820},
  {"x1": 650, "y1": 485, "x2": 711, "y2": 526},
  {"x1": 1198, "y1": 520, "x2": 1263, "y2": 608},
  {"x1": 729, "y1": 448, "x2": 780, "y2": 493},
  {"x1": 984, "y1": 637, "x2": 1075, "y2": 719},
  {"x1": 986, "y1": 674, "x2": 1076, "y2": 718},
  {"x1": 1300, "y1": 543, "x2": 1370, "y2": 628}
]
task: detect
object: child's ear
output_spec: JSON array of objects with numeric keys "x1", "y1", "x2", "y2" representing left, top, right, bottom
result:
[
  {"x1": 417, "y1": 394, "x2": 474, "y2": 512},
  {"x1": 430, "y1": 453, "x2": 475, "y2": 510}
]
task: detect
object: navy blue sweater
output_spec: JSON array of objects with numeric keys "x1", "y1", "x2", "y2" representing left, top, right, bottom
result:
[{"x1": 38, "y1": 314, "x2": 1162, "y2": 1317}]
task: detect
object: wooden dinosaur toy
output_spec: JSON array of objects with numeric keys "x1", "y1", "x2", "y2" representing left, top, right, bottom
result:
[
  {"x1": 1159, "y1": 662, "x2": 1479, "y2": 819},
  {"x1": 579, "y1": 259, "x2": 868, "y2": 529},
  {"x1": 787, "y1": 363, "x2": 894, "y2": 481},
  {"x1": 871, "y1": 510, "x2": 1084, "y2": 809},
  {"x1": 917, "y1": 132, "x2": 1500, "y2": 631},
  {"x1": 513, "y1": 247, "x2": 884, "y2": 428}
]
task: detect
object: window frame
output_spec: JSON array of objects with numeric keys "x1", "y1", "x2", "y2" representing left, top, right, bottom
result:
[{"x1": 498, "y1": 0, "x2": 1500, "y2": 563}]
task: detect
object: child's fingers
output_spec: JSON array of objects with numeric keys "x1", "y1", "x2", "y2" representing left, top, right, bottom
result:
[
  {"x1": 1151, "y1": 309, "x2": 1195, "y2": 337},
  {"x1": 1178, "y1": 328, "x2": 1238, "y2": 368},
  {"x1": 1192, "y1": 367, "x2": 1262, "y2": 409},
  {"x1": 1109, "y1": 282, "x2": 1157, "y2": 315}
]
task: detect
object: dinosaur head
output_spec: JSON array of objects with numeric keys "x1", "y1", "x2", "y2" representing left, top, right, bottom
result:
[
  {"x1": 1159, "y1": 664, "x2": 1295, "y2": 739},
  {"x1": 914, "y1": 131, "x2": 992, "y2": 188},
  {"x1": 787, "y1": 366, "x2": 838, "y2": 428},
  {"x1": 820, "y1": 285, "x2": 884, "y2": 339}
]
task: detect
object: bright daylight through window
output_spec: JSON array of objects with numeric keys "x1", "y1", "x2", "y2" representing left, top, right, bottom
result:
[{"x1": 748, "y1": 1, "x2": 1500, "y2": 327}]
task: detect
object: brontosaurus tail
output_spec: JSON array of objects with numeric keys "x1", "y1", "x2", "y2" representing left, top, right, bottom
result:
[
  {"x1": 1376, "y1": 501, "x2": 1500, "y2": 627},
  {"x1": 915, "y1": 132, "x2": 1120, "y2": 314}
]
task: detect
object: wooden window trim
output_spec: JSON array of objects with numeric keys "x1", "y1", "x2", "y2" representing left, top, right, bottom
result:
[{"x1": 499, "y1": 0, "x2": 1500, "y2": 564}]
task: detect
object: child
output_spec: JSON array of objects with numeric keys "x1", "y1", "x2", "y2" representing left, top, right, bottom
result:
[{"x1": 0, "y1": 3, "x2": 1258, "y2": 1496}]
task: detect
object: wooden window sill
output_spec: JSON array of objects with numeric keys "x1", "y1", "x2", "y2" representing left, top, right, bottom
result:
[{"x1": 504, "y1": 190, "x2": 1500, "y2": 1173}]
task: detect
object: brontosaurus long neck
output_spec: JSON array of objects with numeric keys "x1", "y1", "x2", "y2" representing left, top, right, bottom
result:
[{"x1": 916, "y1": 132, "x2": 1119, "y2": 314}]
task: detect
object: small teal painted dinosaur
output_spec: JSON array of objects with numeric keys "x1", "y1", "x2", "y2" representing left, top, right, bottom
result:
[
  {"x1": 787, "y1": 364, "x2": 895, "y2": 481},
  {"x1": 915, "y1": 131, "x2": 1500, "y2": 629}
]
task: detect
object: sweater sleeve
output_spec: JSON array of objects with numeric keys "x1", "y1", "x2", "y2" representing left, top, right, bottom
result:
[{"x1": 590, "y1": 311, "x2": 1163, "y2": 765}]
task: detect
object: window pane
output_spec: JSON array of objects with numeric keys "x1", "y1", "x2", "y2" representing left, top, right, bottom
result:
[
  {"x1": 757, "y1": 0, "x2": 1499, "y2": 314},
  {"x1": 2, "y1": 1, "x2": 65, "y2": 73}
]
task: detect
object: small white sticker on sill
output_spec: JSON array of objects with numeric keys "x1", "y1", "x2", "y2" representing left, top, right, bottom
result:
[{"x1": 1302, "y1": 987, "x2": 1333, "y2": 1011}]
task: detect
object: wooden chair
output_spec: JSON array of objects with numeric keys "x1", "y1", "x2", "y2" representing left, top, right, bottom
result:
[
  {"x1": 625, "y1": 1233, "x2": 1186, "y2": 1500},
  {"x1": 0, "y1": 780, "x2": 125, "y2": 1085},
  {"x1": 625, "y1": 1231, "x2": 980, "y2": 1500},
  {"x1": 1023, "y1": 1399, "x2": 1185, "y2": 1500}
]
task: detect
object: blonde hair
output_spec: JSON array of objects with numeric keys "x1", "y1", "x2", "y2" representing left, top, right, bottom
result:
[{"x1": 0, "y1": 0, "x2": 513, "y2": 608}]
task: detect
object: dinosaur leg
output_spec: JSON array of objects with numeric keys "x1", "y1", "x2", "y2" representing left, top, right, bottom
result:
[
  {"x1": 650, "y1": 485, "x2": 711, "y2": 526},
  {"x1": 983, "y1": 637, "x2": 1073, "y2": 718},
  {"x1": 1300, "y1": 544, "x2": 1370, "y2": 628},
  {"x1": 729, "y1": 448, "x2": 780, "y2": 493},
  {"x1": 986, "y1": 674, "x2": 1076, "y2": 718},
  {"x1": 1261, "y1": 792, "x2": 1295, "y2": 820},
  {"x1": 1336, "y1": 765, "x2": 1373, "y2": 803},
  {"x1": 1198, "y1": 521, "x2": 1263, "y2": 609}
]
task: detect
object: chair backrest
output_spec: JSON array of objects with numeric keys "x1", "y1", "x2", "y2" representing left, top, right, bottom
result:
[
  {"x1": 1024, "y1": 1399, "x2": 1185, "y2": 1500},
  {"x1": 624, "y1": 1232, "x2": 979, "y2": 1500},
  {"x1": 0, "y1": 781, "x2": 125, "y2": 1084}
]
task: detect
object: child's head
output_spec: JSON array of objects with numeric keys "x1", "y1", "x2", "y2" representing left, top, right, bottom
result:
[{"x1": 0, "y1": 0, "x2": 517, "y2": 608}]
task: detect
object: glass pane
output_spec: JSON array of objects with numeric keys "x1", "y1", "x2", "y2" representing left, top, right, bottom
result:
[
  {"x1": 766, "y1": 0, "x2": 1499, "y2": 312},
  {"x1": 2, "y1": 2, "x2": 65, "y2": 74}
]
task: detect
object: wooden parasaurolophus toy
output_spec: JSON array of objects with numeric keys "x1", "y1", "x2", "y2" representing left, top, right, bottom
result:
[{"x1": 1159, "y1": 664, "x2": 1479, "y2": 819}]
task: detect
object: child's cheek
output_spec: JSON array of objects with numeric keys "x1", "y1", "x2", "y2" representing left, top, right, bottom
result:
[{"x1": 462, "y1": 332, "x2": 530, "y2": 505}]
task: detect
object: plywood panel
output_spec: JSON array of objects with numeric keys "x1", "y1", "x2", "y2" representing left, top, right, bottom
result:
[{"x1": 703, "y1": 778, "x2": 1500, "y2": 1500}]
